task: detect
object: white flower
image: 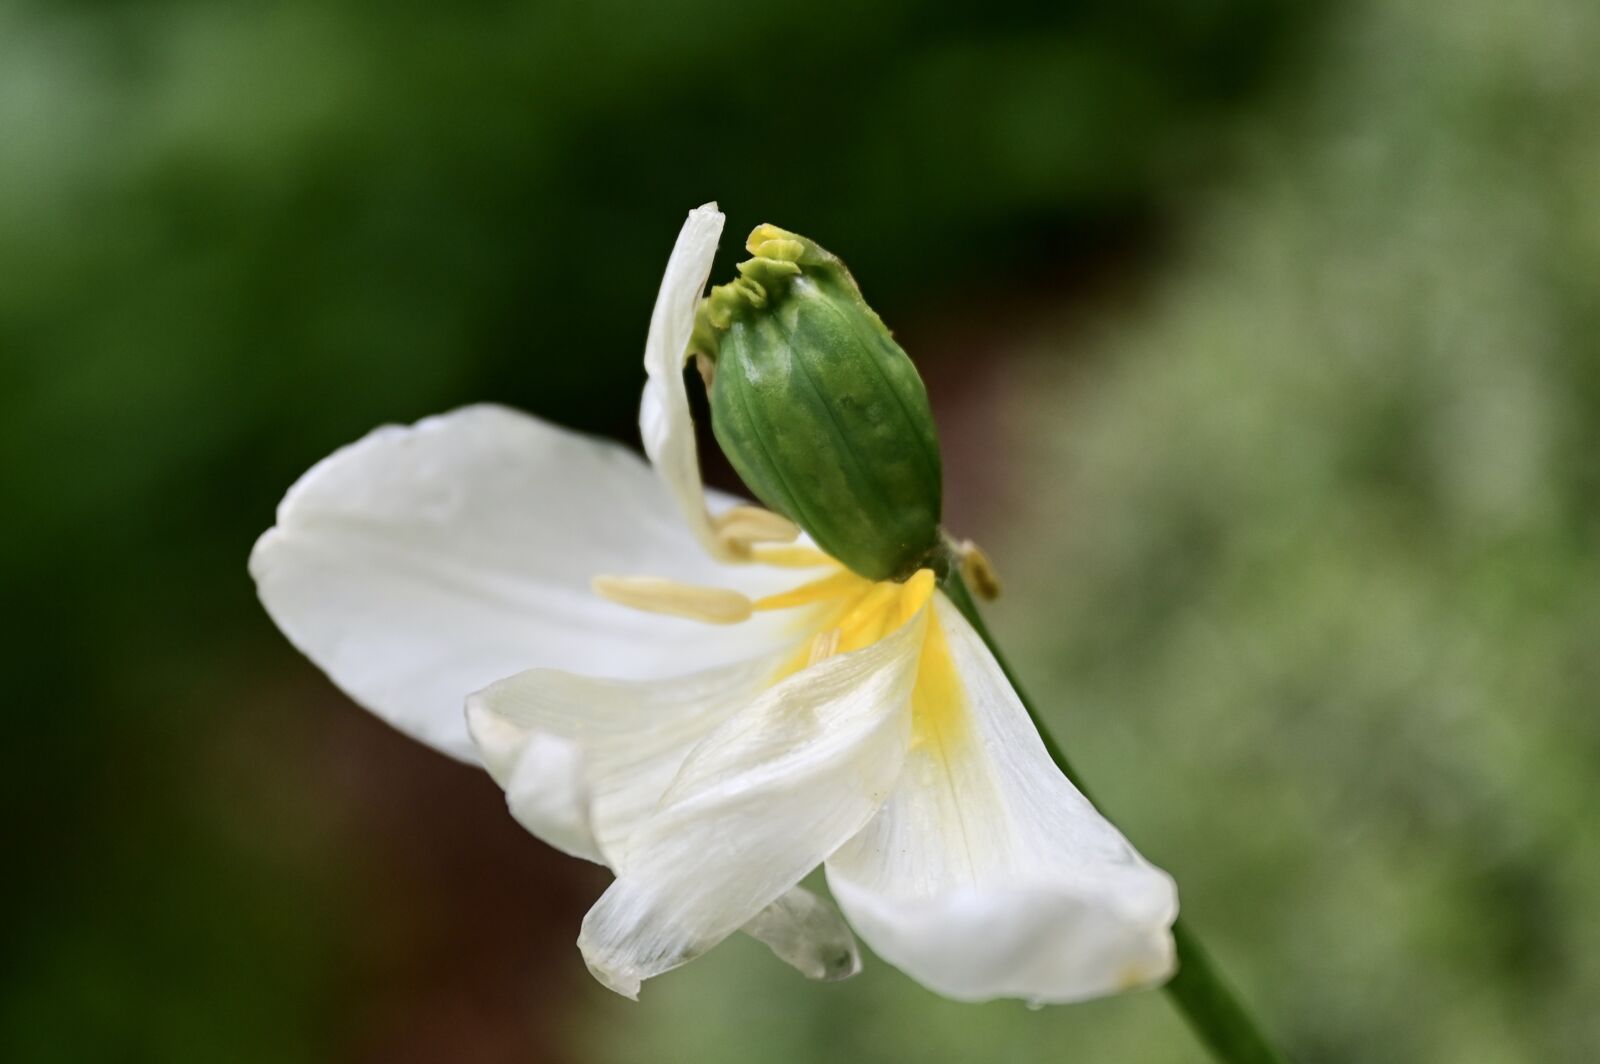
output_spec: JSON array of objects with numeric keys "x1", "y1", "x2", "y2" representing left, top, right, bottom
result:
[{"x1": 249, "y1": 203, "x2": 1178, "y2": 1003}]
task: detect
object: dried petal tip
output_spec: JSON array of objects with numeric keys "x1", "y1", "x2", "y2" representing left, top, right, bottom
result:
[{"x1": 693, "y1": 225, "x2": 943, "y2": 582}]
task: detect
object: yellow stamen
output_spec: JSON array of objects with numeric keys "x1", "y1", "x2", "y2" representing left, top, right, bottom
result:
[
  {"x1": 713, "y1": 506, "x2": 800, "y2": 549},
  {"x1": 590, "y1": 575, "x2": 753, "y2": 625},
  {"x1": 767, "y1": 570, "x2": 934, "y2": 684},
  {"x1": 754, "y1": 570, "x2": 868, "y2": 611},
  {"x1": 836, "y1": 570, "x2": 935, "y2": 647},
  {"x1": 750, "y1": 545, "x2": 835, "y2": 569},
  {"x1": 956, "y1": 539, "x2": 1002, "y2": 601}
]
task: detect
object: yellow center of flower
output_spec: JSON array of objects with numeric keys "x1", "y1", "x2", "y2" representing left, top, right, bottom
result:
[
  {"x1": 756, "y1": 567, "x2": 935, "y2": 682},
  {"x1": 590, "y1": 535, "x2": 963, "y2": 750}
]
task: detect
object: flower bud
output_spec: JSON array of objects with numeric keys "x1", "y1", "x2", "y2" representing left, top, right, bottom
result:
[{"x1": 693, "y1": 225, "x2": 942, "y2": 582}]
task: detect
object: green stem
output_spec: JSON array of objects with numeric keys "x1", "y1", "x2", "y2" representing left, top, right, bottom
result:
[{"x1": 941, "y1": 573, "x2": 1289, "y2": 1064}]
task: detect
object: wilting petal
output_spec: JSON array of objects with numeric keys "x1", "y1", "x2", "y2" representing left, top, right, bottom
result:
[
  {"x1": 576, "y1": 612, "x2": 928, "y2": 998},
  {"x1": 826, "y1": 594, "x2": 1179, "y2": 1004},
  {"x1": 638, "y1": 202, "x2": 731, "y2": 558},
  {"x1": 468, "y1": 722, "x2": 601, "y2": 863},
  {"x1": 742, "y1": 885, "x2": 861, "y2": 983},
  {"x1": 467, "y1": 652, "x2": 784, "y2": 865},
  {"x1": 468, "y1": 649, "x2": 860, "y2": 982},
  {"x1": 250, "y1": 404, "x2": 799, "y2": 762}
]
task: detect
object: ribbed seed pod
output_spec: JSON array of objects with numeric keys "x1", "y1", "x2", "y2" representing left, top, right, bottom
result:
[{"x1": 693, "y1": 225, "x2": 942, "y2": 582}]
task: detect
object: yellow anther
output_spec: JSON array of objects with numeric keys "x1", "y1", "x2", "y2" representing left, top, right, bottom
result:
[
  {"x1": 956, "y1": 539, "x2": 1001, "y2": 601},
  {"x1": 590, "y1": 576, "x2": 753, "y2": 625},
  {"x1": 754, "y1": 570, "x2": 867, "y2": 611},
  {"x1": 750, "y1": 545, "x2": 835, "y2": 569},
  {"x1": 713, "y1": 506, "x2": 801, "y2": 551}
]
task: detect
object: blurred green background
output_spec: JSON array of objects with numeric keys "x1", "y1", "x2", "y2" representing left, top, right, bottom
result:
[{"x1": 5, "y1": 0, "x2": 1597, "y2": 1061}]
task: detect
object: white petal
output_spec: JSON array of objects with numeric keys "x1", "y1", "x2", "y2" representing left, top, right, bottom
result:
[
  {"x1": 741, "y1": 885, "x2": 861, "y2": 983},
  {"x1": 493, "y1": 730, "x2": 601, "y2": 863},
  {"x1": 250, "y1": 404, "x2": 800, "y2": 762},
  {"x1": 467, "y1": 652, "x2": 786, "y2": 866},
  {"x1": 825, "y1": 593, "x2": 1179, "y2": 1004},
  {"x1": 468, "y1": 649, "x2": 861, "y2": 982},
  {"x1": 638, "y1": 202, "x2": 731, "y2": 558},
  {"x1": 575, "y1": 611, "x2": 928, "y2": 998}
]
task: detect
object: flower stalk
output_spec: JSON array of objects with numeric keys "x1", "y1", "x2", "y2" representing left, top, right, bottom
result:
[{"x1": 941, "y1": 571, "x2": 1290, "y2": 1064}]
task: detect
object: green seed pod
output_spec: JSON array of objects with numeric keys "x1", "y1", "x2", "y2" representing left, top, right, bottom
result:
[{"x1": 693, "y1": 225, "x2": 942, "y2": 582}]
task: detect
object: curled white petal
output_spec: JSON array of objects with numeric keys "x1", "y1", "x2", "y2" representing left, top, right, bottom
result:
[
  {"x1": 467, "y1": 649, "x2": 862, "y2": 983},
  {"x1": 825, "y1": 593, "x2": 1179, "y2": 1003},
  {"x1": 250, "y1": 404, "x2": 795, "y2": 762},
  {"x1": 576, "y1": 611, "x2": 929, "y2": 998},
  {"x1": 638, "y1": 202, "x2": 731, "y2": 559},
  {"x1": 495, "y1": 731, "x2": 601, "y2": 864},
  {"x1": 467, "y1": 652, "x2": 787, "y2": 866}
]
